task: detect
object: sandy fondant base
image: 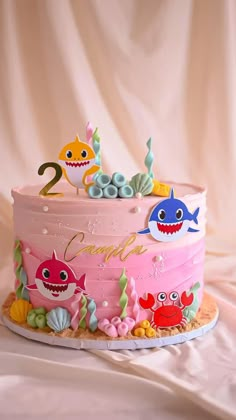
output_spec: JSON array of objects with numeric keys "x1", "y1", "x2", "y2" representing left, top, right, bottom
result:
[{"x1": 1, "y1": 292, "x2": 219, "y2": 350}]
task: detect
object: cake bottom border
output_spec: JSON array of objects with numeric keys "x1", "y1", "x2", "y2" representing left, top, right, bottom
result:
[{"x1": 1, "y1": 293, "x2": 219, "y2": 350}]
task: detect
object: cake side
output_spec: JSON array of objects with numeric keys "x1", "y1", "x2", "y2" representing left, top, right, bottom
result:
[{"x1": 11, "y1": 180, "x2": 206, "y2": 337}]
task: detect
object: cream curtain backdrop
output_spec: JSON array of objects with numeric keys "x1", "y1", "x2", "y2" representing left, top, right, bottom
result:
[{"x1": 0, "y1": 0, "x2": 236, "y2": 419}]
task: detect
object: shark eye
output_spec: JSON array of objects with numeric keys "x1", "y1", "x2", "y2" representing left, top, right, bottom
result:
[
  {"x1": 157, "y1": 292, "x2": 166, "y2": 302},
  {"x1": 66, "y1": 150, "x2": 72, "y2": 158},
  {"x1": 169, "y1": 291, "x2": 179, "y2": 301},
  {"x1": 158, "y1": 209, "x2": 166, "y2": 221},
  {"x1": 60, "y1": 270, "x2": 68, "y2": 281},
  {"x1": 176, "y1": 209, "x2": 183, "y2": 220},
  {"x1": 42, "y1": 268, "x2": 50, "y2": 279},
  {"x1": 81, "y1": 149, "x2": 88, "y2": 159}
]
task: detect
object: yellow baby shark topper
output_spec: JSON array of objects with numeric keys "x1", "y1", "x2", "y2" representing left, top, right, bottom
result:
[{"x1": 58, "y1": 135, "x2": 100, "y2": 192}]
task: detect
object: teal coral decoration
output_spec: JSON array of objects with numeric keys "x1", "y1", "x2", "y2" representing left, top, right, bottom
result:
[
  {"x1": 103, "y1": 184, "x2": 118, "y2": 198},
  {"x1": 88, "y1": 299, "x2": 98, "y2": 332},
  {"x1": 112, "y1": 172, "x2": 126, "y2": 188},
  {"x1": 14, "y1": 240, "x2": 29, "y2": 301},
  {"x1": 88, "y1": 172, "x2": 134, "y2": 199},
  {"x1": 88, "y1": 185, "x2": 103, "y2": 198},
  {"x1": 145, "y1": 137, "x2": 154, "y2": 179},
  {"x1": 183, "y1": 282, "x2": 201, "y2": 322},
  {"x1": 46, "y1": 307, "x2": 71, "y2": 332},
  {"x1": 96, "y1": 174, "x2": 111, "y2": 188},
  {"x1": 119, "y1": 268, "x2": 128, "y2": 319},
  {"x1": 79, "y1": 295, "x2": 88, "y2": 329},
  {"x1": 118, "y1": 185, "x2": 134, "y2": 198},
  {"x1": 129, "y1": 173, "x2": 153, "y2": 196},
  {"x1": 27, "y1": 307, "x2": 47, "y2": 329}
]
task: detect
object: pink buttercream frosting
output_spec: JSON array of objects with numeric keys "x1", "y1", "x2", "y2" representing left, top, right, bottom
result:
[{"x1": 12, "y1": 180, "x2": 206, "y2": 323}]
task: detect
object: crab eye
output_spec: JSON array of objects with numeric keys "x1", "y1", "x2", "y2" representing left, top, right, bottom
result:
[
  {"x1": 169, "y1": 291, "x2": 179, "y2": 301},
  {"x1": 60, "y1": 270, "x2": 68, "y2": 281},
  {"x1": 157, "y1": 292, "x2": 166, "y2": 302},
  {"x1": 81, "y1": 149, "x2": 87, "y2": 158},
  {"x1": 176, "y1": 209, "x2": 183, "y2": 220},
  {"x1": 42, "y1": 268, "x2": 50, "y2": 279},
  {"x1": 158, "y1": 209, "x2": 166, "y2": 221},
  {"x1": 66, "y1": 150, "x2": 72, "y2": 158}
]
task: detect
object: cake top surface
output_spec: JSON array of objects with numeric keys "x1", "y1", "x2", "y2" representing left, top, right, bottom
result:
[{"x1": 12, "y1": 180, "x2": 206, "y2": 203}]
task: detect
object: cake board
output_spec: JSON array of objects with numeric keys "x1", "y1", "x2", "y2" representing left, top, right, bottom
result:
[{"x1": 2, "y1": 292, "x2": 219, "y2": 350}]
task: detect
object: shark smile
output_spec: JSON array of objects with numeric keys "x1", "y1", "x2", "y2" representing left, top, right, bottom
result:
[
  {"x1": 157, "y1": 222, "x2": 183, "y2": 235},
  {"x1": 65, "y1": 161, "x2": 90, "y2": 168},
  {"x1": 42, "y1": 281, "x2": 68, "y2": 293}
]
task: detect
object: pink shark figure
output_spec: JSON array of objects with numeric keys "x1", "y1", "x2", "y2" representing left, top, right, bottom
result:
[{"x1": 26, "y1": 251, "x2": 86, "y2": 302}]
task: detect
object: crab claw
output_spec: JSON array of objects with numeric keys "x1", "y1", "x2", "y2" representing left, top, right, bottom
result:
[
  {"x1": 139, "y1": 293, "x2": 155, "y2": 310},
  {"x1": 181, "y1": 291, "x2": 194, "y2": 307}
]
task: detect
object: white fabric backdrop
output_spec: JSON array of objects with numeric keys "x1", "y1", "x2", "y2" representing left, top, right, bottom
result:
[{"x1": 0, "y1": 0, "x2": 236, "y2": 419}]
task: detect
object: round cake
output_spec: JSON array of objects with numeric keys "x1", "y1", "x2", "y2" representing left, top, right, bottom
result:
[{"x1": 2, "y1": 130, "x2": 218, "y2": 349}]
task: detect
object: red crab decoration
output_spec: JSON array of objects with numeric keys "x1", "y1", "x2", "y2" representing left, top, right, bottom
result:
[{"x1": 139, "y1": 291, "x2": 194, "y2": 329}]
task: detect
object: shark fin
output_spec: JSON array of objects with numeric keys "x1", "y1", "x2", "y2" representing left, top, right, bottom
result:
[
  {"x1": 137, "y1": 227, "x2": 150, "y2": 235},
  {"x1": 170, "y1": 188, "x2": 175, "y2": 199},
  {"x1": 25, "y1": 284, "x2": 37, "y2": 290},
  {"x1": 188, "y1": 227, "x2": 199, "y2": 233},
  {"x1": 192, "y1": 207, "x2": 200, "y2": 224},
  {"x1": 76, "y1": 273, "x2": 86, "y2": 292}
]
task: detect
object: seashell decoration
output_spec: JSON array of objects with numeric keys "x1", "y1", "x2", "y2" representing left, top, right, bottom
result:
[
  {"x1": 46, "y1": 307, "x2": 71, "y2": 333},
  {"x1": 129, "y1": 173, "x2": 153, "y2": 196},
  {"x1": 10, "y1": 299, "x2": 32, "y2": 324}
]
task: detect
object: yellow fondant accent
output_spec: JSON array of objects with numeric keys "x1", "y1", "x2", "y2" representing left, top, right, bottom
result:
[
  {"x1": 134, "y1": 327, "x2": 146, "y2": 337},
  {"x1": 140, "y1": 320, "x2": 150, "y2": 329},
  {"x1": 145, "y1": 327, "x2": 156, "y2": 338},
  {"x1": 10, "y1": 299, "x2": 32, "y2": 324},
  {"x1": 64, "y1": 233, "x2": 147, "y2": 263},
  {"x1": 152, "y1": 179, "x2": 171, "y2": 197}
]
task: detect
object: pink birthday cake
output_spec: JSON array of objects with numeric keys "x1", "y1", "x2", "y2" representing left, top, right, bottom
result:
[{"x1": 2, "y1": 126, "x2": 218, "y2": 350}]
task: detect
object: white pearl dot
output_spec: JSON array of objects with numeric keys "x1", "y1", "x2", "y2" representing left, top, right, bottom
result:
[
  {"x1": 102, "y1": 301, "x2": 108, "y2": 307},
  {"x1": 135, "y1": 192, "x2": 142, "y2": 199},
  {"x1": 25, "y1": 248, "x2": 31, "y2": 254},
  {"x1": 154, "y1": 255, "x2": 163, "y2": 262},
  {"x1": 43, "y1": 206, "x2": 49, "y2": 212},
  {"x1": 42, "y1": 228, "x2": 48, "y2": 235},
  {"x1": 134, "y1": 206, "x2": 141, "y2": 213}
]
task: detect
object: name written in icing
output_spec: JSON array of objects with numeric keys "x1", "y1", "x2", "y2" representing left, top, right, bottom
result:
[{"x1": 64, "y1": 232, "x2": 147, "y2": 263}]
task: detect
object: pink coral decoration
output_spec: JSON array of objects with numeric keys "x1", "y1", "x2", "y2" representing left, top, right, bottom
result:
[
  {"x1": 117, "y1": 322, "x2": 129, "y2": 337},
  {"x1": 104, "y1": 323, "x2": 118, "y2": 338},
  {"x1": 98, "y1": 318, "x2": 109, "y2": 332},
  {"x1": 98, "y1": 316, "x2": 136, "y2": 338},
  {"x1": 123, "y1": 317, "x2": 135, "y2": 331},
  {"x1": 111, "y1": 316, "x2": 122, "y2": 327}
]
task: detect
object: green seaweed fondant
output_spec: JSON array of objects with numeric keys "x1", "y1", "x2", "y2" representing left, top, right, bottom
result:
[
  {"x1": 119, "y1": 268, "x2": 128, "y2": 319},
  {"x1": 14, "y1": 240, "x2": 29, "y2": 301}
]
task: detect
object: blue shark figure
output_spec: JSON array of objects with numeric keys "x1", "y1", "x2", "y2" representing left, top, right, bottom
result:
[{"x1": 137, "y1": 189, "x2": 200, "y2": 242}]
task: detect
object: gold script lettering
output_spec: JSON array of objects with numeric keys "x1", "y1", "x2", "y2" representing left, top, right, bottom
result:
[{"x1": 64, "y1": 232, "x2": 147, "y2": 263}]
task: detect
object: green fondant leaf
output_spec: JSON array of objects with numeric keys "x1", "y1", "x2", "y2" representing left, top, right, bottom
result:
[{"x1": 16, "y1": 284, "x2": 23, "y2": 299}]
